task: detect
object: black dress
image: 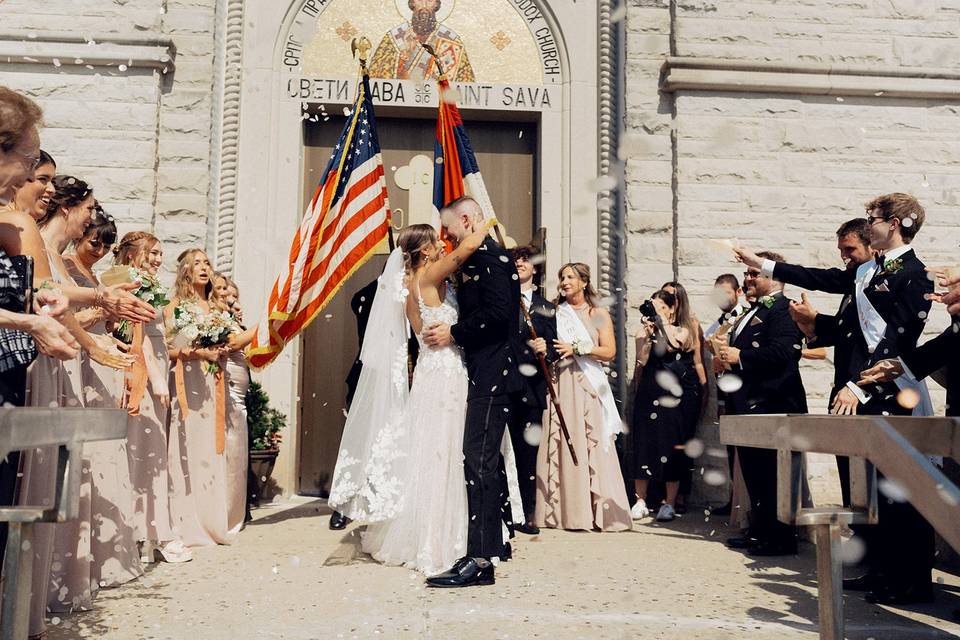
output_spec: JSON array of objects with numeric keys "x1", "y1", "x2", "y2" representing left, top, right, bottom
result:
[{"x1": 632, "y1": 339, "x2": 698, "y2": 483}]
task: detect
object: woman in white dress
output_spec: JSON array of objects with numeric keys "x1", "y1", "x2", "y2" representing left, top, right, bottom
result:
[{"x1": 330, "y1": 221, "x2": 495, "y2": 575}]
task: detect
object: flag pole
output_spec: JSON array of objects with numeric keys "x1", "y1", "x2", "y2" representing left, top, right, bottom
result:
[{"x1": 355, "y1": 36, "x2": 395, "y2": 253}]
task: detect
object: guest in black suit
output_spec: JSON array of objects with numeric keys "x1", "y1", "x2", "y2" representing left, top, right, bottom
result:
[
  {"x1": 703, "y1": 273, "x2": 748, "y2": 516},
  {"x1": 423, "y1": 197, "x2": 524, "y2": 588},
  {"x1": 738, "y1": 193, "x2": 936, "y2": 604},
  {"x1": 766, "y1": 218, "x2": 874, "y2": 506},
  {"x1": 718, "y1": 250, "x2": 806, "y2": 556},
  {"x1": 507, "y1": 245, "x2": 556, "y2": 535}
]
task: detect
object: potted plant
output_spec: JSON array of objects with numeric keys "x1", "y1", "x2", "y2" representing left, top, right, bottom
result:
[{"x1": 246, "y1": 381, "x2": 287, "y2": 506}]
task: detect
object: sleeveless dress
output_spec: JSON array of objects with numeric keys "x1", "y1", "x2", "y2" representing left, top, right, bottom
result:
[
  {"x1": 632, "y1": 341, "x2": 696, "y2": 482},
  {"x1": 127, "y1": 309, "x2": 189, "y2": 558},
  {"x1": 20, "y1": 257, "x2": 85, "y2": 635},
  {"x1": 58, "y1": 262, "x2": 142, "y2": 595},
  {"x1": 166, "y1": 304, "x2": 237, "y2": 547},
  {"x1": 224, "y1": 349, "x2": 250, "y2": 533},
  {"x1": 361, "y1": 282, "x2": 469, "y2": 575},
  {"x1": 534, "y1": 305, "x2": 632, "y2": 532}
]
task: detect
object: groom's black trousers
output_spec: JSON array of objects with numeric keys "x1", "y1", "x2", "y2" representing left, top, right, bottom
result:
[{"x1": 464, "y1": 395, "x2": 512, "y2": 559}]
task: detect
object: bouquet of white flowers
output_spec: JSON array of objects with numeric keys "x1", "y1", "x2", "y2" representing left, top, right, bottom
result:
[
  {"x1": 111, "y1": 267, "x2": 170, "y2": 343},
  {"x1": 169, "y1": 301, "x2": 238, "y2": 373}
]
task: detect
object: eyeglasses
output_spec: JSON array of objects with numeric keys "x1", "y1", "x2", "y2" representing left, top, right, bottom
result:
[
  {"x1": 866, "y1": 215, "x2": 890, "y2": 225},
  {"x1": 13, "y1": 149, "x2": 42, "y2": 171}
]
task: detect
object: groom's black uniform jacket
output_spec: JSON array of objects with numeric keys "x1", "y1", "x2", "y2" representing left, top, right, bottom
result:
[{"x1": 450, "y1": 237, "x2": 524, "y2": 398}]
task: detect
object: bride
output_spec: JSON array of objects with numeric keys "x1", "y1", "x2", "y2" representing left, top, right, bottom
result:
[{"x1": 328, "y1": 220, "x2": 494, "y2": 575}]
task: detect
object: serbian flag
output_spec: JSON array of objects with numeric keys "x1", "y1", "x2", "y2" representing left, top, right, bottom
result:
[
  {"x1": 433, "y1": 79, "x2": 496, "y2": 237},
  {"x1": 247, "y1": 74, "x2": 391, "y2": 370}
]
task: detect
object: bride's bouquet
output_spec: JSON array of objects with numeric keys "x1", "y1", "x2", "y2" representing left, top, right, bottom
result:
[
  {"x1": 169, "y1": 300, "x2": 237, "y2": 373},
  {"x1": 105, "y1": 266, "x2": 170, "y2": 344}
]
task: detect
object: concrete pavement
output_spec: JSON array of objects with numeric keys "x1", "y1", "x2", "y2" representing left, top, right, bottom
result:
[{"x1": 47, "y1": 497, "x2": 960, "y2": 639}]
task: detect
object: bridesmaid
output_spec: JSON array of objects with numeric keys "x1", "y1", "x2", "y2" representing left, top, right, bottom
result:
[
  {"x1": 62, "y1": 207, "x2": 143, "y2": 592},
  {"x1": 213, "y1": 272, "x2": 249, "y2": 533},
  {"x1": 534, "y1": 263, "x2": 632, "y2": 532},
  {"x1": 112, "y1": 232, "x2": 192, "y2": 563},
  {"x1": 20, "y1": 175, "x2": 134, "y2": 637},
  {"x1": 166, "y1": 249, "x2": 235, "y2": 547}
]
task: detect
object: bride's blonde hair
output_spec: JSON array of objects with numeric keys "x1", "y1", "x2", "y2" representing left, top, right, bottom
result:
[{"x1": 398, "y1": 224, "x2": 438, "y2": 273}]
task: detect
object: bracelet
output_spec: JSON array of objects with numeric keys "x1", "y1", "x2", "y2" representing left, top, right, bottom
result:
[{"x1": 94, "y1": 286, "x2": 106, "y2": 309}]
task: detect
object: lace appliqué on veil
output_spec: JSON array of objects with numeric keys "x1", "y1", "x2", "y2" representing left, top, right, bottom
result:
[{"x1": 327, "y1": 268, "x2": 412, "y2": 522}]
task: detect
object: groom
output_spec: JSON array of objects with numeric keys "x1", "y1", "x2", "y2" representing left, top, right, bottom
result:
[{"x1": 422, "y1": 196, "x2": 523, "y2": 587}]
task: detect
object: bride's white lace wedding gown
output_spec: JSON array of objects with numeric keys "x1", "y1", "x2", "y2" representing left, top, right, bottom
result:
[{"x1": 360, "y1": 283, "x2": 469, "y2": 575}]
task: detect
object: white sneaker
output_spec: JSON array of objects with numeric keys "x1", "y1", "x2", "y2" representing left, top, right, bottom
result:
[
  {"x1": 656, "y1": 504, "x2": 676, "y2": 522},
  {"x1": 630, "y1": 499, "x2": 650, "y2": 520}
]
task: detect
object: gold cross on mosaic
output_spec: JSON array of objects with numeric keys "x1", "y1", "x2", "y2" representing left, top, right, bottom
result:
[
  {"x1": 336, "y1": 21, "x2": 358, "y2": 42},
  {"x1": 489, "y1": 30, "x2": 511, "y2": 51}
]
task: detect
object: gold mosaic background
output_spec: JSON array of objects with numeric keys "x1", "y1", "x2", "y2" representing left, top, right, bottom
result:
[{"x1": 302, "y1": 0, "x2": 544, "y2": 84}]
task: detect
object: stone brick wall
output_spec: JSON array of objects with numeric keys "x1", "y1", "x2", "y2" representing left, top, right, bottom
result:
[
  {"x1": 0, "y1": 0, "x2": 221, "y2": 277},
  {"x1": 674, "y1": 0, "x2": 960, "y2": 68}
]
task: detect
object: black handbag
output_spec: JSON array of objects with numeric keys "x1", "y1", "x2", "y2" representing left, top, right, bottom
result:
[{"x1": 0, "y1": 255, "x2": 33, "y2": 314}]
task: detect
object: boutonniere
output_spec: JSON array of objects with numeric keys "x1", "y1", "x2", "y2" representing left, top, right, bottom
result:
[
  {"x1": 880, "y1": 257, "x2": 903, "y2": 275},
  {"x1": 759, "y1": 295, "x2": 775, "y2": 309}
]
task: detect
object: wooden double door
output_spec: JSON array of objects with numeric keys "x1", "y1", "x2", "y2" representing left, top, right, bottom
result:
[{"x1": 296, "y1": 114, "x2": 538, "y2": 496}]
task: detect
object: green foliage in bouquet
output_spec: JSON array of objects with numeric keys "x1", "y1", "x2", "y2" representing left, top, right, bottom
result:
[
  {"x1": 112, "y1": 268, "x2": 169, "y2": 344},
  {"x1": 246, "y1": 381, "x2": 287, "y2": 451}
]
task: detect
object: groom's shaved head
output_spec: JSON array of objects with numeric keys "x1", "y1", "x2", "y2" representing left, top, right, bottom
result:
[
  {"x1": 445, "y1": 196, "x2": 482, "y2": 218},
  {"x1": 440, "y1": 196, "x2": 482, "y2": 245}
]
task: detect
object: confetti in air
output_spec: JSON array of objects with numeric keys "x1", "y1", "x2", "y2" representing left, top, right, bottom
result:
[{"x1": 716, "y1": 374, "x2": 743, "y2": 393}]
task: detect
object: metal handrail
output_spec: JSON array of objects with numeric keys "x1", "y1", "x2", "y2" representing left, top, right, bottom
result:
[
  {"x1": 0, "y1": 407, "x2": 128, "y2": 640},
  {"x1": 720, "y1": 414, "x2": 960, "y2": 640}
]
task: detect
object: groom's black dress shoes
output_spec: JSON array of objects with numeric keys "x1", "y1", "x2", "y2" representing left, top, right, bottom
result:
[
  {"x1": 328, "y1": 511, "x2": 350, "y2": 530},
  {"x1": 514, "y1": 523, "x2": 539, "y2": 535},
  {"x1": 425, "y1": 557, "x2": 495, "y2": 588}
]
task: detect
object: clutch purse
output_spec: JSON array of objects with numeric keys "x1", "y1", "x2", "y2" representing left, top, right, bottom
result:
[{"x1": 0, "y1": 255, "x2": 33, "y2": 314}]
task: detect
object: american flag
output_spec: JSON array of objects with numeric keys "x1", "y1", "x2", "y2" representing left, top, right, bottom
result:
[
  {"x1": 247, "y1": 74, "x2": 391, "y2": 370},
  {"x1": 433, "y1": 78, "x2": 496, "y2": 240}
]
